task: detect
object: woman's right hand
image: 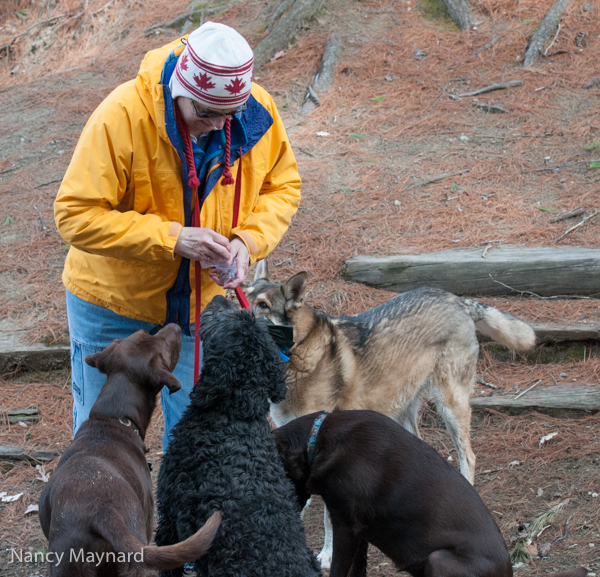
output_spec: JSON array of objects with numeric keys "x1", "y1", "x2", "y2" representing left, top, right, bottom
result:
[{"x1": 174, "y1": 227, "x2": 232, "y2": 265}]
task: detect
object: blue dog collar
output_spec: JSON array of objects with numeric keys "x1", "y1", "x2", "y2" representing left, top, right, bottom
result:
[{"x1": 306, "y1": 411, "x2": 330, "y2": 463}]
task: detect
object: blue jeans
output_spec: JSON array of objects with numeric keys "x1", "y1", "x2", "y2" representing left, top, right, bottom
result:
[{"x1": 66, "y1": 290, "x2": 199, "y2": 450}]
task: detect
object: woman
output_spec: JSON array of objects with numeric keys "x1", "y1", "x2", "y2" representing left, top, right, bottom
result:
[{"x1": 55, "y1": 22, "x2": 300, "y2": 448}]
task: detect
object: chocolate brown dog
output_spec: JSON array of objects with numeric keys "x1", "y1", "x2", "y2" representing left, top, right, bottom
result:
[
  {"x1": 274, "y1": 410, "x2": 587, "y2": 577},
  {"x1": 39, "y1": 324, "x2": 221, "y2": 577}
]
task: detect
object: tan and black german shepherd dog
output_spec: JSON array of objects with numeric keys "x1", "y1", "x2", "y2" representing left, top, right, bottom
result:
[{"x1": 246, "y1": 260, "x2": 536, "y2": 568}]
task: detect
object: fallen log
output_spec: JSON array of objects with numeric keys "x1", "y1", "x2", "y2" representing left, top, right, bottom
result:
[
  {"x1": 0, "y1": 345, "x2": 70, "y2": 376},
  {"x1": 523, "y1": 0, "x2": 574, "y2": 68},
  {"x1": 531, "y1": 322, "x2": 600, "y2": 343},
  {"x1": 471, "y1": 385, "x2": 600, "y2": 411},
  {"x1": 343, "y1": 246, "x2": 600, "y2": 297},
  {"x1": 301, "y1": 34, "x2": 344, "y2": 115},
  {"x1": 442, "y1": 0, "x2": 472, "y2": 30},
  {"x1": 0, "y1": 444, "x2": 60, "y2": 463},
  {"x1": 253, "y1": 0, "x2": 325, "y2": 71},
  {"x1": 2, "y1": 407, "x2": 40, "y2": 424}
]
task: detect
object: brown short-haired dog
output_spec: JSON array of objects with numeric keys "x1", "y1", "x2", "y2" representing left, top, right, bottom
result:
[
  {"x1": 274, "y1": 410, "x2": 587, "y2": 577},
  {"x1": 39, "y1": 324, "x2": 221, "y2": 577}
]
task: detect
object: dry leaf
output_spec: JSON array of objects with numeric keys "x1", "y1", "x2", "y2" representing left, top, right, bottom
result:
[
  {"x1": 1, "y1": 492, "x2": 24, "y2": 503},
  {"x1": 269, "y1": 50, "x2": 287, "y2": 62},
  {"x1": 36, "y1": 464, "x2": 50, "y2": 483},
  {"x1": 24, "y1": 504, "x2": 39, "y2": 515},
  {"x1": 539, "y1": 432, "x2": 558, "y2": 447}
]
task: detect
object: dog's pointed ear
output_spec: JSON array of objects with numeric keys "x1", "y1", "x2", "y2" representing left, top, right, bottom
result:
[
  {"x1": 85, "y1": 341, "x2": 120, "y2": 374},
  {"x1": 284, "y1": 272, "x2": 308, "y2": 306},
  {"x1": 254, "y1": 259, "x2": 269, "y2": 282}
]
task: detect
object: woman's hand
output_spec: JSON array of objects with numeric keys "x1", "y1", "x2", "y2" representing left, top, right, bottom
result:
[
  {"x1": 174, "y1": 227, "x2": 232, "y2": 265},
  {"x1": 213, "y1": 238, "x2": 249, "y2": 289}
]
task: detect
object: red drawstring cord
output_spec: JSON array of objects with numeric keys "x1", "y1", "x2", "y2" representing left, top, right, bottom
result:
[
  {"x1": 221, "y1": 116, "x2": 235, "y2": 185},
  {"x1": 174, "y1": 100, "x2": 246, "y2": 385}
]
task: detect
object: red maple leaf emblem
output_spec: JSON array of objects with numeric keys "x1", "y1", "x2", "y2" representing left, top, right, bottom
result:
[
  {"x1": 224, "y1": 77, "x2": 246, "y2": 95},
  {"x1": 180, "y1": 54, "x2": 189, "y2": 71},
  {"x1": 193, "y1": 71, "x2": 216, "y2": 91}
]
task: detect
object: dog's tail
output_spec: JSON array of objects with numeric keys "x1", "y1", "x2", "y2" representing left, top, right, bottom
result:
[
  {"x1": 461, "y1": 298, "x2": 536, "y2": 351},
  {"x1": 92, "y1": 510, "x2": 221, "y2": 571}
]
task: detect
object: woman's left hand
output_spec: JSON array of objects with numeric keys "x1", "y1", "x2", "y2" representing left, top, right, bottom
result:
[{"x1": 209, "y1": 238, "x2": 249, "y2": 289}]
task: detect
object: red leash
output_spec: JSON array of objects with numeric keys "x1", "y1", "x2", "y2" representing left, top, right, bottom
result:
[{"x1": 192, "y1": 150, "x2": 248, "y2": 386}]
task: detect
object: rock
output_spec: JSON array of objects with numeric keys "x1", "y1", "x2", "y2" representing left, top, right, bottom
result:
[{"x1": 413, "y1": 48, "x2": 428, "y2": 60}]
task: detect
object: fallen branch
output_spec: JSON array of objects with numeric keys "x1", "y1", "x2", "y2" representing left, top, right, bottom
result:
[
  {"x1": 534, "y1": 159, "x2": 590, "y2": 172},
  {"x1": 35, "y1": 178, "x2": 64, "y2": 189},
  {"x1": 554, "y1": 210, "x2": 600, "y2": 243},
  {"x1": 472, "y1": 36, "x2": 501, "y2": 58},
  {"x1": 549, "y1": 207, "x2": 585, "y2": 223},
  {"x1": 514, "y1": 379, "x2": 542, "y2": 400},
  {"x1": 551, "y1": 513, "x2": 574, "y2": 545},
  {"x1": 477, "y1": 378, "x2": 497, "y2": 389},
  {"x1": 487, "y1": 274, "x2": 590, "y2": 300},
  {"x1": 523, "y1": 0, "x2": 574, "y2": 68},
  {"x1": 0, "y1": 11, "x2": 71, "y2": 54},
  {"x1": 145, "y1": 4, "x2": 230, "y2": 35},
  {"x1": 406, "y1": 169, "x2": 469, "y2": 191},
  {"x1": 33, "y1": 204, "x2": 49, "y2": 238},
  {"x1": 450, "y1": 80, "x2": 523, "y2": 99},
  {"x1": 474, "y1": 103, "x2": 509, "y2": 114},
  {"x1": 583, "y1": 75, "x2": 600, "y2": 89},
  {"x1": 302, "y1": 34, "x2": 343, "y2": 115},
  {"x1": 253, "y1": 0, "x2": 325, "y2": 70}
]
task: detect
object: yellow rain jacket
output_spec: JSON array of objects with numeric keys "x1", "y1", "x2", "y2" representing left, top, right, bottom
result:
[{"x1": 55, "y1": 37, "x2": 300, "y2": 329}]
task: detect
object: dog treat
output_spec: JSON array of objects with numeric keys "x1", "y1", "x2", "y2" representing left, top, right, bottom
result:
[{"x1": 202, "y1": 261, "x2": 237, "y2": 284}]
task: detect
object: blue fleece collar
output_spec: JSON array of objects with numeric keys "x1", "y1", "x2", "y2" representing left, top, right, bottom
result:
[
  {"x1": 307, "y1": 411, "x2": 331, "y2": 463},
  {"x1": 159, "y1": 48, "x2": 274, "y2": 334}
]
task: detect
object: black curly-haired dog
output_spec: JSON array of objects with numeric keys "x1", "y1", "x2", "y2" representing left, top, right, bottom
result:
[{"x1": 156, "y1": 295, "x2": 321, "y2": 577}]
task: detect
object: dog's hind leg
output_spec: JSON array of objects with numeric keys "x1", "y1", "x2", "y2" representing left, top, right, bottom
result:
[
  {"x1": 396, "y1": 391, "x2": 425, "y2": 438},
  {"x1": 424, "y1": 549, "x2": 511, "y2": 577},
  {"x1": 348, "y1": 539, "x2": 369, "y2": 577},
  {"x1": 300, "y1": 497, "x2": 312, "y2": 520},
  {"x1": 328, "y1": 522, "x2": 363, "y2": 577},
  {"x1": 429, "y1": 383, "x2": 476, "y2": 484},
  {"x1": 317, "y1": 506, "x2": 334, "y2": 570}
]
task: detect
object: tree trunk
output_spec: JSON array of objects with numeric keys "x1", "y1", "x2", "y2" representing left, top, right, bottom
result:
[
  {"x1": 523, "y1": 0, "x2": 573, "y2": 68},
  {"x1": 253, "y1": 0, "x2": 325, "y2": 71},
  {"x1": 301, "y1": 34, "x2": 344, "y2": 114},
  {"x1": 442, "y1": 0, "x2": 471, "y2": 30}
]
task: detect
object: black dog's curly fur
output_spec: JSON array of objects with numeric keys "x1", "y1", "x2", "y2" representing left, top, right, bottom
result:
[{"x1": 156, "y1": 296, "x2": 321, "y2": 577}]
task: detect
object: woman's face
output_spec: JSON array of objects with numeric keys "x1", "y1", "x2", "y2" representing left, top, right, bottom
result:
[{"x1": 177, "y1": 97, "x2": 237, "y2": 134}]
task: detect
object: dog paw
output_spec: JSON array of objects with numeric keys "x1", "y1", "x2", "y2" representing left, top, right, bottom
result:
[{"x1": 317, "y1": 548, "x2": 332, "y2": 570}]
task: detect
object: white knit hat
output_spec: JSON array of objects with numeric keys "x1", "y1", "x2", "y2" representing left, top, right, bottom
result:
[{"x1": 169, "y1": 22, "x2": 254, "y2": 110}]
